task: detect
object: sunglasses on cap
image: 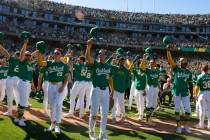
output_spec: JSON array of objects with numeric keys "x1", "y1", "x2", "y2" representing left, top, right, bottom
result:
[{"x1": 54, "y1": 52, "x2": 61, "y2": 56}]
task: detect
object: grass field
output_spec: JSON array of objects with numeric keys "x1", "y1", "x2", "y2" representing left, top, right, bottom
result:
[{"x1": 0, "y1": 97, "x2": 209, "y2": 140}]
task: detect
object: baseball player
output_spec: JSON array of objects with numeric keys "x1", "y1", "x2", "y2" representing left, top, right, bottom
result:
[
  {"x1": 140, "y1": 54, "x2": 160, "y2": 125},
  {"x1": 0, "y1": 43, "x2": 20, "y2": 116},
  {"x1": 85, "y1": 39, "x2": 114, "y2": 140},
  {"x1": 111, "y1": 55, "x2": 130, "y2": 123},
  {"x1": 130, "y1": 60, "x2": 147, "y2": 120},
  {"x1": 38, "y1": 48, "x2": 69, "y2": 134},
  {"x1": 0, "y1": 58, "x2": 8, "y2": 102},
  {"x1": 194, "y1": 65, "x2": 210, "y2": 129},
  {"x1": 15, "y1": 39, "x2": 35, "y2": 126},
  {"x1": 64, "y1": 56, "x2": 92, "y2": 118},
  {"x1": 166, "y1": 46, "x2": 192, "y2": 134}
]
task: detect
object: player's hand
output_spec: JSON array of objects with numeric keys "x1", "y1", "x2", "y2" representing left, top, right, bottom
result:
[
  {"x1": 166, "y1": 45, "x2": 170, "y2": 51},
  {"x1": 87, "y1": 39, "x2": 93, "y2": 48},
  {"x1": 59, "y1": 85, "x2": 65, "y2": 93},
  {"x1": 143, "y1": 54, "x2": 146, "y2": 60}
]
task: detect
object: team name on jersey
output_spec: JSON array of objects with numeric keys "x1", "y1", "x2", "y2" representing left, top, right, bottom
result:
[
  {"x1": 177, "y1": 72, "x2": 190, "y2": 78},
  {"x1": 96, "y1": 68, "x2": 110, "y2": 76},
  {"x1": 48, "y1": 66, "x2": 64, "y2": 73},
  {"x1": 151, "y1": 74, "x2": 159, "y2": 79}
]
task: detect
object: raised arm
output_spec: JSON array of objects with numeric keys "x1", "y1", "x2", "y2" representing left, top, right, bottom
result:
[
  {"x1": 0, "y1": 43, "x2": 10, "y2": 60},
  {"x1": 139, "y1": 54, "x2": 146, "y2": 71},
  {"x1": 19, "y1": 39, "x2": 29, "y2": 62},
  {"x1": 37, "y1": 51, "x2": 47, "y2": 67},
  {"x1": 166, "y1": 45, "x2": 176, "y2": 68},
  {"x1": 85, "y1": 39, "x2": 94, "y2": 65}
]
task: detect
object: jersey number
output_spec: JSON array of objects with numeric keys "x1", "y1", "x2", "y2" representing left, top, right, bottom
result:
[{"x1": 203, "y1": 81, "x2": 210, "y2": 89}]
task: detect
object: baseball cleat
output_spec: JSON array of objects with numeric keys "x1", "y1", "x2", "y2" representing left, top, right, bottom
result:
[
  {"x1": 54, "y1": 126, "x2": 61, "y2": 134},
  {"x1": 99, "y1": 133, "x2": 108, "y2": 140},
  {"x1": 48, "y1": 123, "x2": 55, "y2": 131},
  {"x1": 176, "y1": 127, "x2": 182, "y2": 134},
  {"x1": 195, "y1": 124, "x2": 204, "y2": 129},
  {"x1": 89, "y1": 131, "x2": 98, "y2": 140},
  {"x1": 18, "y1": 119, "x2": 26, "y2": 127},
  {"x1": 184, "y1": 126, "x2": 191, "y2": 134}
]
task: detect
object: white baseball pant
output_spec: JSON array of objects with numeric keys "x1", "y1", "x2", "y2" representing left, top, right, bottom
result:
[
  {"x1": 75, "y1": 81, "x2": 92, "y2": 111},
  {"x1": 198, "y1": 91, "x2": 210, "y2": 127},
  {"x1": 17, "y1": 79, "x2": 31, "y2": 107},
  {"x1": 0, "y1": 79, "x2": 6, "y2": 101},
  {"x1": 174, "y1": 95, "x2": 191, "y2": 114},
  {"x1": 128, "y1": 81, "x2": 136, "y2": 109},
  {"x1": 69, "y1": 81, "x2": 85, "y2": 116},
  {"x1": 146, "y1": 85, "x2": 159, "y2": 109},
  {"x1": 112, "y1": 91, "x2": 125, "y2": 118},
  {"x1": 42, "y1": 81, "x2": 49, "y2": 113},
  {"x1": 6, "y1": 76, "x2": 19, "y2": 113},
  {"x1": 48, "y1": 82, "x2": 67, "y2": 124},
  {"x1": 89, "y1": 87, "x2": 109, "y2": 134},
  {"x1": 134, "y1": 89, "x2": 145, "y2": 117}
]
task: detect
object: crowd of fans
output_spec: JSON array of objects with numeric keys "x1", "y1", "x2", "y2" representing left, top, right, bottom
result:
[
  {"x1": 0, "y1": 0, "x2": 210, "y2": 48},
  {"x1": 3, "y1": 0, "x2": 210, "y2": 25}
]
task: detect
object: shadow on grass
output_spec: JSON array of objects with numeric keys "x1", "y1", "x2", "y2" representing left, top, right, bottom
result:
[{"x1": 10, "y1": 117, "x2": 74, "y2": 140}]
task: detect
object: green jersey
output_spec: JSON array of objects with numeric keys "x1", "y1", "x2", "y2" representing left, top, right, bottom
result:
[
  {"x1": 7, "y1": 56, "x2": 19, "y2": 77},
  {"x1": 81, "y1": 65, "x2": 93, "y2": 82},
  {"x1": 133, "y1": 68, "x2": 146, "y2": 91},
  {"x1": 92, "y1": 61, "x2": 112, "y2": 89},
  {"x1": 196, "y1": 73, "x2": 210, "y2": 91},
  {"x1": 18, "y1": 60, "x2": 34, "y2": 81},
  {"x1": 172, "y1": 67, "x2": 192, "y2": 97},
  {"x1": 112, "y1": 65, "x2": 130, "y2": 93},
  {"x1": 47, "y1": 61, "x2": 68, "y2": 82},
  {"x1": 145, "y1": 68, "x2": 160, "y2": 87},
  {"x1": 0, "y1": 66, "x2": 8, "y2": 79},
  {"x1": 39, "y1": 67, "x2": 49, "y2": 81}
]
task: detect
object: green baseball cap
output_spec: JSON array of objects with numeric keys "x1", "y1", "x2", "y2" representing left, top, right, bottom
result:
[
  {"x1": 89, "y1": 26, "x2": 99, "y2": 38},
  {"x1": 36, "y1": 41, "x2": 46, "y2": 53},
  {"x1": 163, "y1": 35, "x2": 170, "y2": 45},
  {"x1": 21, "y1": 31, "x2": 31, "y2": 39},
  {"x1": 66, "y1": 43, "x2": 75, "y2": 50},
  {"x1": 116, "y1": 48, "x2": 124, "y2": 55}
]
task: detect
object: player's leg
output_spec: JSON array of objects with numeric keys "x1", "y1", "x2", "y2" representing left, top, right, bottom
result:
[
  {"x1": 0, "y1": 79, "x2": 6, "y2": 101},
  {"x1": 4, "y1": 77, "x2": 14, "y2": 115},
  {"x1": 85, "y1": 82, "x2": 92, "y2": 112},
  {"x1": 47, "y1": 83, "x2": 57, "y2": 131},
  {"x1": 78, "y1": 84, "x2": 86, "y2": 118},
  {"x1": 134, "y1": 89, "x2": 140, "y2": 118},
  {"x1": 111, "y1": 91, "x2": 118, "y2": 122},
  {"x1": 13, "y1": 77, "x2": 20, "y2": 106},
  {"x1": 139, "y1": 90, "x2": 145, "y2": 120},
  {"x1": 89, "y1": 87, "x2": 100, "y2": 139},
  {"x1": 145, "y1": 85, "x2": 153, "y2": 123},
  {"x1": 67, "y1": 81, "x2": 81, "y2": 116},
  {"x1": 174, "y1": 95, "x2": 182, "y2": 133},
  {"x1": 118, "y1": 92, "x2": 125, "y2": 121},
  {"x1": 181, "y1": 95, "x2": 191, "y2": 133},
  {"x1": 196, "y1": 93, "x2": 205, "y2": 128},
  {"x1": 54, "y1": 84, "x2": 68, "y2": 133},
  {"x1": 205, "y1": 92, "x2": 210, "y2": 130},
  {"x1": 128, "y1": 81, "x2": 135, "y2": 110},
  {"x1": 42, "y1": 81, "x2": 49, "y2": 115},
  {"x1": 99, "y1": 88, "x2": 109, "y2": 139}
]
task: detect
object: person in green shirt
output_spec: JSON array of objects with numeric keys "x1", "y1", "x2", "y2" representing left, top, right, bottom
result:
[
  {"x1": 111, "y1": 55, "x2": 130, "y2": 123},
  {"x1": 194, "y1": 65, "x2": 210, "y2": 129},
  {"x1": 15, "y1": 39, "x2": 38, "y2": 127},
  {"x1": 38, "y1": 48, "x2": 69, "y2": 134},
  {"x1": 0, "y1": 45, "x2": 20, "y2": 116},
  {"x1": 85, "y1": 39, "x2": 114, "y2": 140},
  {"x1": 64, "y1": 56, "x2": 93, "y2": 119},
  {"x1": 0, "y1": 58, "x2": 8, "y2": 102},
  {"x1": 130, "y1": 60, "x2": 147, "y2": 121},
  {"x1": 167, "y1": 46, "x2": 192, "y2": 134},
  {"x1": 140, "y1": 54, "x2": 160, "y2": 126}
]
